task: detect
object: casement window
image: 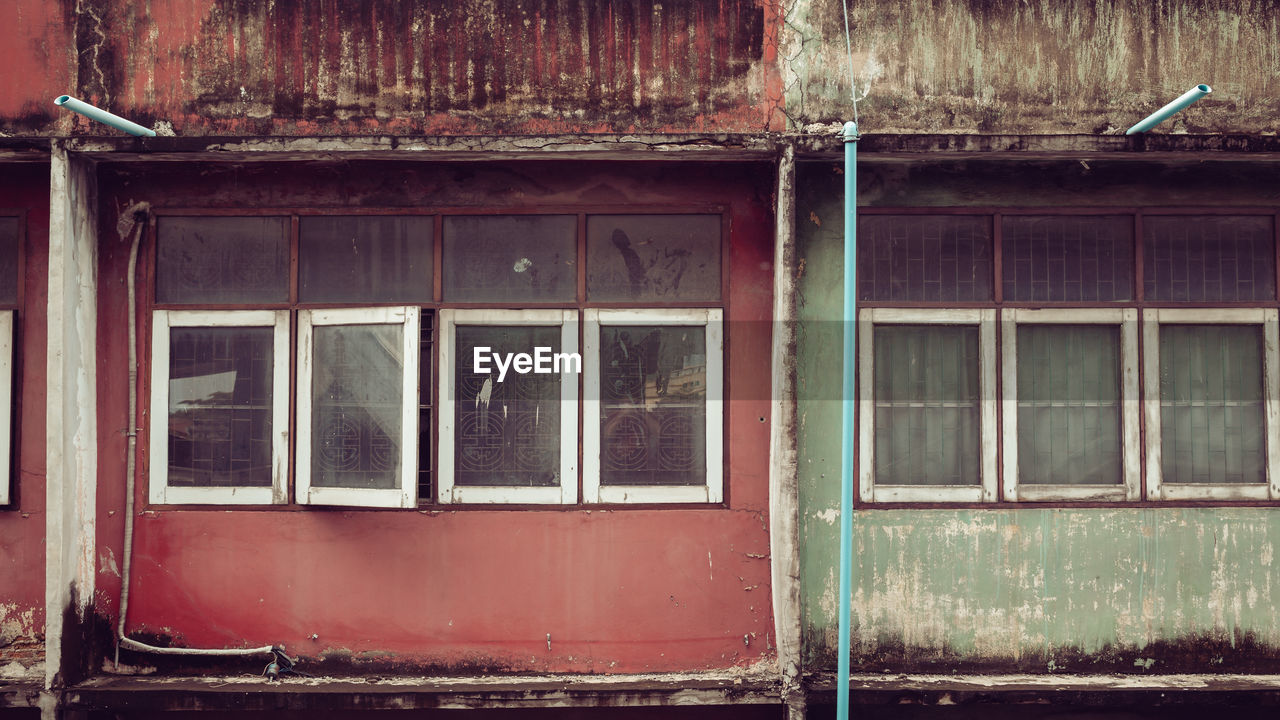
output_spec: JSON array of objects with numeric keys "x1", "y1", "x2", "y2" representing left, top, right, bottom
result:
[
  {"x1": 150, "y1": 215, "x2": 431, "y2": 506},
  {"x1": 437, "y1": 309, "x2": 578, "y2": 505},
  {"x1": 148, "y1": 210, "x2": 725, "y2": 507},
  {"x1": 858, "y1": 308, "x2": 997, "y2": 502},
  {"x1": 0, "y1": 215, "x2": 15, "y2": 506},
  {"x1": 583, "y1": 308, "x2": 724, "y2": 503},
  {"x1": 857, "y1": 210, "x2": 1280, "y2": 504},
  {"x1": 1144, "y1": 310, "x2": 1280, "y2": 500},
  {"x1": 1001, "y1": 309, "x2": 1140, "y2": 501},
  {"x1": 150, "y1": 309, "x2": 290, "y2": 504},
  {"x1": 297, "y1": 307, "x2": 420, "y2": 508}
]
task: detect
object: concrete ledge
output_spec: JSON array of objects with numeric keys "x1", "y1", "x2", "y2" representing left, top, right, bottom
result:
[
  {"x1": 806, "y1": 673, "x2": 1280, "y2": 706},
  {"x1": 66, "y1": 671, "x2": 781, "y2": 712}
]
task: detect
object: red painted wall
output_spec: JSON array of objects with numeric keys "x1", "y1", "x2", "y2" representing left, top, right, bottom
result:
[
  {"x1": 0, "y1": 164, "x2": 50, "y2": 671},
  {"x1": 93, "y1": 160, "x2": 776, "y2": 673},
  {"x1": 2, "y1": 0, "x2": 782, "y2": 137}
]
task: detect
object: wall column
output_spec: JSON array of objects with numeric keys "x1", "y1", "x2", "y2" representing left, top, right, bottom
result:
[
  {"x1": 769, "y1": 142, "x2": 804, "y2": 718},
  {"x1": 44, "y1": 140, "x2": 99, "y2": 698}
]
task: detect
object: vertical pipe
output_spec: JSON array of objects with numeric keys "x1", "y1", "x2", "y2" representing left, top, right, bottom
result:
[{"x1": 838, "y1": 120, "x2": 859, "y2": 720}]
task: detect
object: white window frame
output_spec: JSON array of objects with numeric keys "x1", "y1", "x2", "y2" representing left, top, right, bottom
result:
[
  {"x1": 438, "y1": 309, "x2": 578, "y2": 504},
  {"x1": 1144, "y1": 308, "x2": 1280, "y2": 501},
  {"x1": 149, "y1": 309, "x2": 290, "y2": 505},
  {"x1": 0, "y1": 311, "x2": 12, "y2": 506},
  {"x1": 583, "y1": 308, "x2": 724, "y2": 504},
  {"x1": 1001, "y1": 308, "x2": 1140, "y2": 502},
  {"x1": 858, "y1": 308, "x2": 997, "y2": 503},
  {"x1": 296, "y1": 306, "x2": 420, "y2": 508}
]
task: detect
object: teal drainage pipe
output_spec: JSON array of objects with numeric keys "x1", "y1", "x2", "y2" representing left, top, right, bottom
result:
[
  {"x1": 54, "y1": 95, "x2": 157, "y2": 137},
  {"x1": 838, "y1": 120, "x2": 859, "y2": 720},
  {"x1": 1125, "y1": 84, "x2": 1212, "y2": 134}
]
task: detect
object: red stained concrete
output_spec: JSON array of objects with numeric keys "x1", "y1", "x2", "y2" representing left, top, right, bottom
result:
[
  {"x1": 92, "y1": 160, "x2": 776, "y2": 674},
  {"x1": 2, "y1": 0, "x2": 777, "y2": 136},
  {"x1": 0, "y1": 165, "x2": 51, "y2": 667}
]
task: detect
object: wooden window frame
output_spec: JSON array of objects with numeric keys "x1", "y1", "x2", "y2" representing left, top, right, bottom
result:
[
  {"x1": 296, "y1": 306, "x2": 420, "y2": 508},
  {"x1": 148, "y1": 309, "x2": 291, "y2": 505},
  {"x1": 1000, "y1": 308, "x2": 1140, "y2": 502},
  {"x1": 582, "y1": 308, "x2": 724, "y2": 504},
  {"x1": 437, "y1": 309, "x2": 579, "y2": 505},
  {"x1": 1143, "y1": 308, "x2": 1280, "y2": 501},
  {"x1": 858, "y1": 308, "x2": 998, "y2": 503}
]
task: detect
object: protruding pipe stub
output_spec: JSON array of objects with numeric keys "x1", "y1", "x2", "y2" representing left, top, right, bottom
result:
[
  {"x1": 842, "y1": 121, "x2": 860, "y2": 143},
  {"x1": 1125, "y1": 84, "x2": 1213, "y2": 135},
  {"x1": 53, "y1": 94, "x2": 158, "y2": 137}
]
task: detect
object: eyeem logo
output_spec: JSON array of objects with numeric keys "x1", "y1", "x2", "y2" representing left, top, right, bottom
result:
[{"x1": 473, "y1": 347, "x2": 582, "y2": 382}]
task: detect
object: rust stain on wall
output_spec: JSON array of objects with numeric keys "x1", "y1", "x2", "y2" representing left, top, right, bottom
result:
[{"x1": 29, "y1": 0, "x2": 772, "y2": 136}]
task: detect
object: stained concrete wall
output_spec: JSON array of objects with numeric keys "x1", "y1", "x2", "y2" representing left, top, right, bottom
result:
[
  {"x1": 796, "y1": 155, "x2": 1280, "y2": 672},
  {"x1": 781, "y1": 0, "x2": 1280, "y2": 134},
  {"x1": 7, "y1": 1, "x2": 1277, "y2": 137},
  {"x1": 0, "y1": 165, "x2": 51, "y2": 682},
  {"x1": 0, "y1": 0, "x2": 779, "y2": 136},
  {"x1": 89, "y1": 159, "x2": 778, "y2": 676}
]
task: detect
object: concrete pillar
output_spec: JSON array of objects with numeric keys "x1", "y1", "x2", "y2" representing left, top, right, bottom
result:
[
  {"x1": 44, "y1": 140, "x2": 99, "y2": 699},
  {"x1": 769, "y1": 142, "x2": 805, "y2": 717}
]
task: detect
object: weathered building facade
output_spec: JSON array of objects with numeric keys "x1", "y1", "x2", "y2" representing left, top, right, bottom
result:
[{"x1": 1, "y1": 1, "x2": 1279, "y2": 718}]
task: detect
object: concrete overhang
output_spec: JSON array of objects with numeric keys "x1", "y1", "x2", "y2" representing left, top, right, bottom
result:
[{"x1": 10, "y1": 133, "x2": 1277, "y2": 164}]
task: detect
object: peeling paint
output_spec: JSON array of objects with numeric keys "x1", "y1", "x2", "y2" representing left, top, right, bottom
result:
[{"x1": 796, "y1": 158, "x2": 1280, "y2": 674}]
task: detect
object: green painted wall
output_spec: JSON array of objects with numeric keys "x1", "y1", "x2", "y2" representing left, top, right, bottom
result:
[{"x1": 796, "y1": 158, "x2": 1280, "y2": 672}]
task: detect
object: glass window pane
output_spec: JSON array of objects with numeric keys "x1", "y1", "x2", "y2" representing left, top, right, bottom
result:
[
  {"x1": 167, "y1": 327, "x2": 274, "y2": 487},
  {"x1": 873, "y1": 325, "x2": 980, "y2": 485},
  {"x1": 156, "y1": 217, "x2": 289, "y2": 304},
  {"x1": 1003, "y1": 216, "x2": 1133, "y2": 302},
  {"x1": 443, "y1": 216, "x2": 576, "y2": 302},
  {"x1": 0, "y1": 217, "x2": 18, "y2": 304},
  {"x1": 1144, "y1": 216, "x2": 1275, "y2": 302},
  {"x1": 599, "y1": 325, "x2": 707, "y2": 486},
  {"x1": 454, "y1": 326, "x2": 562, "y2": 486},
  {"x1": 587, "y1": 215, "x2": 721, "y2": 302},
  {"x1": 858, "y1": 216, "x2": 992, "y2": 302},
  {"x1": 1016, "y1": 325, "x2": 1122, "y2": 485},
  {"x1": 311, "y1": 324, "x2": 405, "y2": 490},
  {"x1": 1160, "y1": 325, "x2": 1265, "y2": 484},
  {"x1": 299, "y1": 216, "x2": 433, "y2": 303}
]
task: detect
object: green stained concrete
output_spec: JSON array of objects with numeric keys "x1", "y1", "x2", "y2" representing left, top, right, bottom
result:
[
  {"x1": 779, "y1": 0, "x2": 1280, "y2": 135},
  {"x1": 796, "y1": 159, "x2": 1280, "y2": 672}
]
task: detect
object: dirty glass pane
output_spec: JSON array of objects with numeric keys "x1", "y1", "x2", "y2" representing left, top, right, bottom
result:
[
  {"x1": 443, "y1": 216, "x2": 576, "y2": 302},
  {"x1": 858, "y1": 216, "x2": 992, "y2": 302},
  {"x1": 1003, "y1": 216, "x2": 1133, "y2": 302},
  {"x1": 586, "y1": 215, "x2": 721, "y2": 302},
  {"x1": 454, "y1": 326, "x2": 562, "y2": 486},
  {"x1": 1160, "y1": 325, "x2": 1265, "y2": 484},
  {"x1": 599, "y1": 325, "x2": 707, "y2": 486},
  {"x1": 0, "y1": 217, "x2": 18, "y2": 304},
  {"x1": 156, "y1": 217, "x2": 289, "y2": 304},
  {"x1": 299, "y1": 216, "x2": 433, "y2": 303},
  {"x1": 873, "y1": 325, "x2": 980, "y2": 485},
  {"x1": 167, "y1": 327, "x2": 274, "y2": 487},
  {"x1": 1017, "y1": 325, "x2": 1122, "y2": 485},
  {"x1": 311, "y1": 324, "x2": 404, "y2": 490},
  {"x1": 1144, "y1": 216, "x2": 1275, "y2": 302}
]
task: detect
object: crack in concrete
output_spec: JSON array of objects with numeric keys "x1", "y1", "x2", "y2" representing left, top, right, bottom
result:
[{"x1": 76, "y1": 0, "x2": 111, "y2": 106}]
